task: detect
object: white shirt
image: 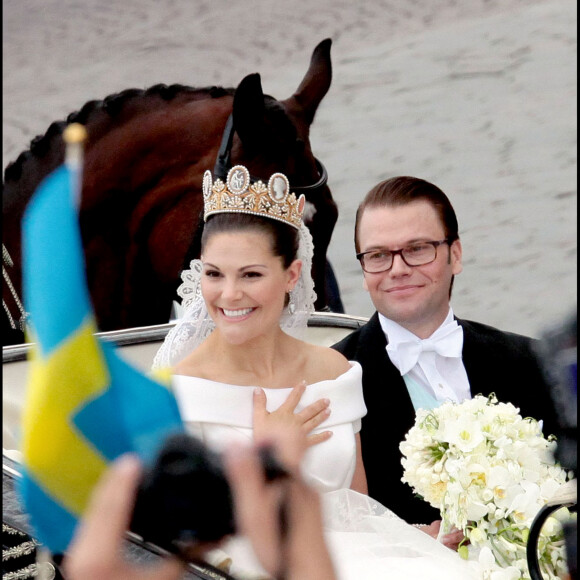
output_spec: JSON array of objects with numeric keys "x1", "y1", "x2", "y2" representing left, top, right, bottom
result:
[{"x1": 379, "y1": 308, "x2": 471, "y2": 406}]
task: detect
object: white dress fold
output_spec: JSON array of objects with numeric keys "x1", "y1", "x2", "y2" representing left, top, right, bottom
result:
[
  {"x1": 172, "y1": 362, "x2": 481, "y2": 579},
  {"x1": 173, "y1": 362, "x2": 366, "y2": 493}
]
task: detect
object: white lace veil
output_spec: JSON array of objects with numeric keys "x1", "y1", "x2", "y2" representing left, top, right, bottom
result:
[{"x1": 152, "y1": 221, "x2": 316, "y2": 369}]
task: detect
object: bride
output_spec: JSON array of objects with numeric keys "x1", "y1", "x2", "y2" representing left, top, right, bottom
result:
[{"x1": 153, "y1": 165, "x2": 480, "y2": 580}]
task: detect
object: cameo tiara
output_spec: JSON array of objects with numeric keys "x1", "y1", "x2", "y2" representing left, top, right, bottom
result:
[{"x1": 202, "y1": 165, "x2": 306, "y2": 230}]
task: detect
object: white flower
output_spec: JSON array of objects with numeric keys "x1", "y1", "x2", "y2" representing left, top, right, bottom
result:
[
  {"x1": 478, "y1": 545, "x2": 496, "y2": 570},
  {"x1": 487, "y1": 466, "x2": 522, "y2": 510},
  {"x1": 508, "y1": 480, "x2": 541, "y2": 520},
  {"x1": 490, "y1": 566, "x2": 522, "y2": 580},
  {"x1": 541, "y1": 478, "x2": 565, "y2": 501},
  {"x1": 400, "y1": 394, "x2": 575, "y2": 580},
  {"x1": 469, "y1": 526, "x2": 487, "y2": 544},
  {"x1": 442, "y1": 416, "x2": 485, "y2": 452},
  {"x1": 553, "y1": 506, "x2": 573, "y2": 523},
  {"x1": 467, "y1": 501, "x2": 489, "y2": 522}
]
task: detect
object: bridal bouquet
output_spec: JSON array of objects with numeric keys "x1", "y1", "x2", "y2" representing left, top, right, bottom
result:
[{"x1": 400, "y1": 394, "x2": 574, "y2": 580}]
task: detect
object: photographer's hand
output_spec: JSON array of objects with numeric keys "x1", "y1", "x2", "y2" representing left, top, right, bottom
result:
[
  {"x1": 64, "y1": 454, "x2": 185, "y2": 580},
  {"x1": 253, "y1": 380, "x2": 332, "y2": 452},
  {"x1": 223, "y1": 429, "x2": 337, "y2": 580}
]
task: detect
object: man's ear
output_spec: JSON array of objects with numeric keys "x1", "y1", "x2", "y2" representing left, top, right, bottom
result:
[
  {"x1": 450, "y1": 239, "x2": 463, "y2": 275},
  {"x1": 362, "y1": 275, "x2": 369, "y2": 292}
]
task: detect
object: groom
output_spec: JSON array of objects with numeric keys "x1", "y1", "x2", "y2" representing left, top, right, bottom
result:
[{"x1": 332, "y1": 176, "x2": 558, "y2": 525}]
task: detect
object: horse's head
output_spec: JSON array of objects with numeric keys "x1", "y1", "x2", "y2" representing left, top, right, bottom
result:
[
  {"x1": 2, "y1": 39, "x2": 337, "y2": 345},
  {"x1": 225, "y1": 38, "x2": 337, "y2": 311}
]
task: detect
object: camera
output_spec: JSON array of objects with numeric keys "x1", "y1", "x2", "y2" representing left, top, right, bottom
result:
[
  {"x1": 130, "y1": 432, "x2": 288, "y2": 558},
  {"x1": 534, "y1": 312, "x2": 577, "y2": 474},
  {"x1": 529, "y1": 311, "x2": 577, "y2": 580}
]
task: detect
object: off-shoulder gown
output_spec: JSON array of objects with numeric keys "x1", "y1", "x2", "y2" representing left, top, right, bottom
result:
[{"x1": 173, "y1": 362, "x2": 481, "y2": 580}]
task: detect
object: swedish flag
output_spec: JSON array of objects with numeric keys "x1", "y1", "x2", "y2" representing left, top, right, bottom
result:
[{"x1": 19, "y1": 153, "x2": 184, "y2": 553}]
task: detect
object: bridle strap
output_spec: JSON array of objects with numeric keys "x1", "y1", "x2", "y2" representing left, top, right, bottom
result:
[
  {"x1": 293, "y1": 158, "x2": 328, "y2": 194},
  {"x1": 213, "y1": 114, "x2": 328, "y2": 193},
  {"x1": 213, "y1": 114, "x2": 235, "y2": 180}
]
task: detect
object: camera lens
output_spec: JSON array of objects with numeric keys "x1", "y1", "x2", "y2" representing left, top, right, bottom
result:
[{"x1": 130, "y1": 433, "x2": 236, "y2": 553}]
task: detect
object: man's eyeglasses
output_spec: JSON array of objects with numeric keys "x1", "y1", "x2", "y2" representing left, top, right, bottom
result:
[{"x1": 356, "y1": 239, "x2": 452, "y2": 273}]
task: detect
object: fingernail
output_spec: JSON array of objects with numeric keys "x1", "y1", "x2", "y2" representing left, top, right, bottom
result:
[
  {"x1": 324, "y1": 408, "x2": 331, "y2": 416},
  {"x1": 113, "y1": 454, "x2": 141, "y2": 475},
  {"x1": 254, "y1": 387, "x2": 262, "y2": 395},
  {"x1": 323, "y1": 398, "x2": 330, "y2": 405}
]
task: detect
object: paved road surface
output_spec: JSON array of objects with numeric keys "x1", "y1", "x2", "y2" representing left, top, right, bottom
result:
[{"x1": 4, "y1": 0, "x2": 576, "y2": 337}]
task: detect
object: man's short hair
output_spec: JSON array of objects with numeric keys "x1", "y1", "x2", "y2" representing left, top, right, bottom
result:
[{"x1": 354, "y1": 176, "x2": 459, "y2": 253}]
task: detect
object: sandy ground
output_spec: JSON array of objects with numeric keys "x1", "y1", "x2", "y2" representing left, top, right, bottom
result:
[{"x1": 3, "y1": 0, "x2": 577, "y2": 338}]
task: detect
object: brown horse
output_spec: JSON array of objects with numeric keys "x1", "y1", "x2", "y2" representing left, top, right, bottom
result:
[{"x1": 3, "y1": 39, "x2": 339, "y2": 346}]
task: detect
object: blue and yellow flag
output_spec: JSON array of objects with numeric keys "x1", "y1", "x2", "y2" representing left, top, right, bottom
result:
[{"x1": 19, "y1": 159, "x2": 184, "y2": 553}]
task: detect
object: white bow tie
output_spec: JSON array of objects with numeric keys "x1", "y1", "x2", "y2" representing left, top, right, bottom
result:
[{"x1": 386, "y1": 324, "x2": 464, "y2": 376}]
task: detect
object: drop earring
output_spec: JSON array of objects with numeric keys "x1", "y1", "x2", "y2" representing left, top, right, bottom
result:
[{"x1": 287, "y1": 291, "x2": 296, "y2": 315}]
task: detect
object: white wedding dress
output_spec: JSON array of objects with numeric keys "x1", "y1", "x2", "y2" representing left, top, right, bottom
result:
[{"x1": 172, "y1": 362, "x2": 481, "y2": 580}]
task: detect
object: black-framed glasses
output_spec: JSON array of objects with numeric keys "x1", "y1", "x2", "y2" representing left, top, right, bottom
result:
[{"x1": 356, "y1": 239, "x2": 452, "y2": 273}]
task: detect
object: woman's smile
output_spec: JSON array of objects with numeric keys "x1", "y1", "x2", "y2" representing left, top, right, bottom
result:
[{"x1": 220, "y1": 307, "x2": 256, "y2": 320}]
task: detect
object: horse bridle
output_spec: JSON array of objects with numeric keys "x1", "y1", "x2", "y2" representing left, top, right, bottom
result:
[{"x1": 213, "y1": 114, "x2": 328, "y2": 193}]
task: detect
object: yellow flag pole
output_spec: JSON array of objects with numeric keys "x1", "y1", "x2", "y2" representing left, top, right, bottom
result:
[
  {"x1": 63, "y1": 122, "x2": 87, "y2": 167},
  {"x1": 34, "y1": 122, "x2": 88, "y2": 580},
  {"x1": 63, "y1": 122, "x2": 87, "y2": 208}
]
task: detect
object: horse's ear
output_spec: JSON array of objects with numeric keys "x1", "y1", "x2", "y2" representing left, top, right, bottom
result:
[
  {"x1": 233, "y1": 73, "x2": 266, "y2": 151},
  {"x1": 291, "y1": 38, "x2": 332, "y2": 123}
]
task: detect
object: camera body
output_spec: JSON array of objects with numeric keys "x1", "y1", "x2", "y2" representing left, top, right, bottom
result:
[
  {"x1": 130, "y1": 433, "x2": 236, "y2": 554},
  {"x1": 531, "y1": 311, "x2": 577, "y2": 580},
  {"x1": 130, "y1": 432, "x2": 289, "y2": 557}
]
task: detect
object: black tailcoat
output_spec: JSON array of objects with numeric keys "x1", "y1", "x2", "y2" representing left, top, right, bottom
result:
[{"x1": 333, "y1": 313, "x2": 558, "y2": 524}]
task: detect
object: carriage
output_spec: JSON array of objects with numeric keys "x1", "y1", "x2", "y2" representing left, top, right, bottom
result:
[
  {"x1": 3, "y1": 313, "x2": 367, "y2": 580},
  {"x1": 4, "y1": 317, "x2": 575, "y2": 580}
]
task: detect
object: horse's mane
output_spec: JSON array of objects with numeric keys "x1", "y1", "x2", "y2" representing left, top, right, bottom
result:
[{"x1": 4, "y1": 83, "x2": 235, "y2": 185}]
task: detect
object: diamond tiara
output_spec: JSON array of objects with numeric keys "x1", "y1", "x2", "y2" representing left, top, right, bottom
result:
[{"x1": 202, "y1": 165, "x2": 306, "y2": 230}]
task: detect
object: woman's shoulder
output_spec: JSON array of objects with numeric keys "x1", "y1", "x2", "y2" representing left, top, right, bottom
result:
[
  {"x1": 173, "y1": 342, "x2": 214, "y2": 378},
  {"x1": 299, "y1": 342, "x2": 352, "y2": 382}
]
